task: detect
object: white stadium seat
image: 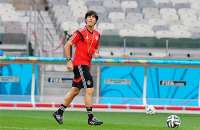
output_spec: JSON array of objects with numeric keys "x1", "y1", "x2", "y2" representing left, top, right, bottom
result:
[
  {"x1": 113, "y1": 21, "x2": 134, "y2": 30},
  {"x1": 155, "y1": 30, "x2": 176, "y2": 38},
  {"x1": 61, "y1": 21, "x2": 79, "y2": 33},
  {"x1": 126, "y1": 12, "x2": 144, "y2": 24},
  {"x1": 97, "y1": 22, "x2": 116, "y2": 33},
  {"x1": 143, "y1": 8, "x2": 160, "y2": 19},
  {"x1": 121, "y1": 1, "x2": 138, "y2": 11},
  {"x1": 108, "y1": 12, "x2": 125, "y2": 22},
  {"x1": 103, "y1": 0, "x2": 121, "y2": 8},
  {"x1": 119, "y1": 29, "x2": 137, "y2": 37},
  {"x1": 160, "y1": 8, "x2": 179, "y2": 23},
  {"x1": 153, "y1": 0, "x2": 173, "y2": 8}
]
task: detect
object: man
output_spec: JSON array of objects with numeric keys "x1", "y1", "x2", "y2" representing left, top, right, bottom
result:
[{"x1": 53, "y1": 10, "x2": 103, "y2": 126}]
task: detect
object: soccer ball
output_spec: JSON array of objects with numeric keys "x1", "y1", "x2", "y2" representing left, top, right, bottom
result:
[
  {"x1": 166, "y1": 115, "x2": 181, "y2": 128},
  {"x1": 145, "y1": 105, "x2": 156, "y2": 114}
]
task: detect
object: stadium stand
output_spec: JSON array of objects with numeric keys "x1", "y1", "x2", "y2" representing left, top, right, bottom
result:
[
  {"x1": 0, "y1": 0, "x2": 200, "y2": 58},
  {"x1": 45, "y1": 0, "x2": 200, "y2": 41},
  {"x1": 0, "y1": 2, "x2": 27, "y2": 53}
]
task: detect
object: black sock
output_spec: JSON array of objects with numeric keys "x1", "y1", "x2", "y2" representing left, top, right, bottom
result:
[
  {"x1": 57, "y1": 104, "x2": 67, "y2": 115},
  {"x1": 86, "y1": 107, "x2": 94, "y2": 119}
]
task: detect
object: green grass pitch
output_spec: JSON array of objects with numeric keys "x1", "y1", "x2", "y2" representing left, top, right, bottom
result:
[{"x1": 0, "y1": 110, "x2": 200, "y2": 130}]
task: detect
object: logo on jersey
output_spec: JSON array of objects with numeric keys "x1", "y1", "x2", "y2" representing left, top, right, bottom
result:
[
  {"x1": 86, "y1": 35, "x2": 89, "y2": 40},
  {"x1": 95, "y1": 35, "x2": 99, "y2": 41},
  {"x1": 87, "y1": 80, "x2": 91, "y2": 86}
]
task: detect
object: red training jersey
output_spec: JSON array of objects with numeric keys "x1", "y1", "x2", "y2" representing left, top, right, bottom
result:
[{"x1": 71, "y1": 26, "x2": 100, "y2": 66}]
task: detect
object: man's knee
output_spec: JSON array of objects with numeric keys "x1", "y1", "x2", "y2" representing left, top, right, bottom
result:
[
  {"x1": 73, "y1": 89, "x2": 80, "y2": 96},
  {"x1": 86, "y1": 88, "x2": 94, "y2": 96},
  {"x1": 68, "y1": 87, "x2": 80, "y2": 97}
]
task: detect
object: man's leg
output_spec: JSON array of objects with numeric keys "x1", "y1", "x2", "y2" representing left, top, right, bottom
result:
[
  {"x1": 53, "y1": 87, "x2": 80, "y2": 124},
  {"x1": 85, "y1": 87, "x2": 103, "y2": 125},
  {"x1": 63, "y1": 87, "x2": 80, "y2": 106},
  {"x1": 85, "y1": 88, "x2": 94, "y2": 119}
]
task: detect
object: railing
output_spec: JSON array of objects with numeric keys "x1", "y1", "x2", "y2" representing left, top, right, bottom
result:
[
  {"x1": 0, "y1": 56, "x2": 200, "y2": 112},
  {"x1": 0, "y1": 56, "x2": 200, "y2": 67}
]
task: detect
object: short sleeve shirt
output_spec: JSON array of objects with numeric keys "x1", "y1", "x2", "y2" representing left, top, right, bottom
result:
[{"x1": 71, "y1": 26, "x2": 100, "y2": 66}]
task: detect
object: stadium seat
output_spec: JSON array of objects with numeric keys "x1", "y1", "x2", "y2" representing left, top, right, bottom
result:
[
  {"x1": 97, "y1": 22, "x2": 116, "y2": 33},
  {"x1": 178, "y1": 8, "x2": 198, "y2": 27},
  {"x1": 142, "y1": 8, "x2": 160, "y2": 19},
  {"x1": 126, "y1": 12, "x2": 144, "y2": 24},
  {"x1": 148, "y1": 18, "x2": 167, "y2": 26},
  {"x1": 120, "y1": 27, "x2": 154, "y2": 37},
  {"x1": 113, "y1": 21, "x2": 134, "y2": 30},
  {"x1": 190, "y1": 0, "x2": 200, "y2": 11},
  {"x1": 171, "y1": 0, "x2": 190, "y2": 9},
  {"x1": 52, "y1": 5, "x2": 71, "y2": 15},
  {"x1": 133, "y1": 23, "x2": 154, "y2": 37},
  {"x1": 121, "y1": 1, "x2": 138, "y2": 11},
  {"x1": 103, "y1": 0, "x2": 121, "y2": 8},
  {"x1": 155, "y1": 30, "x2": 175, "y2": 38},
  {"x1": 47, "y1": 0, "x2": 68, "y2": 7},
  {"x1": 88, "y1": 6, "x2": 106, "y2": 15},
  {"x1": 119, "y1": 29, "x2": 137, "y2": 37},
  {"x1": 61, "y1": 21, "x2": 79, "y2": 33},
  {"x1": 170, "y1": 24, "x2": 188, "y2": 32},
  {"x1": 85, "y1": 0, "x2": 103, "y2": 7},
  {"x1": 174, "y1": 30, "x2": 192, "y2": 38},
  {"x1": 102, "y1": 29, "x2": 119, "y2": 36},
  {"x1": 160, "y1": 8, "x2": 179, "y2": 23},
  {"x1": 153, "y1": 0, "x2": 173, "y2": 8},
  {"x1": 149, "y1": 18, "x2": 169, "y2": 34},
  {"x1": 156, "y1": 29, "x2": 191, "y2": 38},
  {"x1": 108, "y1": 12, "x2": 125, "y2": 22},
  {"x1": 138, "y1": 0, "x2": 156, "y2": 8},
  {"x1": 178, "y1": 8, "x2": 197, "y2": 20},
  {"x1": 152, "y1": 25, "x2": 169, "y2": 32}
]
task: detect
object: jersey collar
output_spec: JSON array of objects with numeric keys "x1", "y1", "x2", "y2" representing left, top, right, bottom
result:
[{"x1": 85, "y1": 26, "x2": 94, "y2": 34}]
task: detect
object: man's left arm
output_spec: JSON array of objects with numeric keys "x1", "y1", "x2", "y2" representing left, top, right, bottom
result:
[{"x1": 93, "y1": 34, "x2": 100, "y2": 58}]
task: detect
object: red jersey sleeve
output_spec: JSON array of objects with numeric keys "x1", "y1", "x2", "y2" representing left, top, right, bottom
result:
[
  {"x1": 70, "y1": 30, "x2": 82, "y2": 46},
  {"x1": 95, "y1": 33, "x2": 100, "y2": 49}
]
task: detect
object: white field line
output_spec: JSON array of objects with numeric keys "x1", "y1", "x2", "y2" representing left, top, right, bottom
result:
[{"x1": 2, "y1": 107, "x2": 200, "y2": 114}]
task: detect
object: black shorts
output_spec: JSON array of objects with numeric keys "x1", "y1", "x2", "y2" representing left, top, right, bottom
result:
[{"x1": 72, "y1": 65, "x2": 93, "y2": 89}]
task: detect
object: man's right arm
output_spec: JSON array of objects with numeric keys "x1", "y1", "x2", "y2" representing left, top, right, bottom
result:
[
  {"x1": 64, "y1": 31, "x2": 81, "y2": 71},
  {"x1": 64, "y1": 40, "x2": 73, "y2": 60},
  {"x1": 64, "y1": 40, "x2": 73, "y2": 71}
]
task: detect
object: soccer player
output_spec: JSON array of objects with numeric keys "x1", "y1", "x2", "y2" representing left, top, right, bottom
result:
[{"x1": 53, "y1": 10, "x2": 103, "y2": 125}]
